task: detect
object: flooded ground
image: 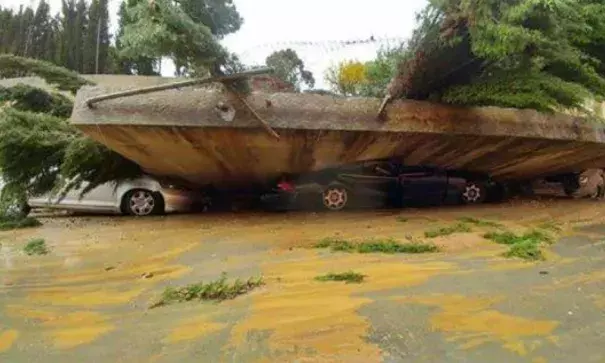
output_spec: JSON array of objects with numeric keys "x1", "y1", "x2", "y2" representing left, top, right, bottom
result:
[{"x1": 1, "y1": 197, "x2": 605, "y2": 362}]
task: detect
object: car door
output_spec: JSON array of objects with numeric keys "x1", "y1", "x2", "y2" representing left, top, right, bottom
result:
[
  {"x1": 399, "y1": 166, "x2": 449, "y2": 206},
  {"x1": 338, "y1": 162, "x2": 397, "y2": 193},
  {"x1": 51, "y1": 180, "x2": 118, "y2": 212}
]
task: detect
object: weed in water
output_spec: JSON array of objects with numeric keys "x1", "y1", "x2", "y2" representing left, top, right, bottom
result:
[
  {"x1": 150, "y1": 273, "x2": 264, "y2": 308},
  {"x1": 315, "y1": 237, "x2": 355, "y2": 252},
  {"x1": 357, "y1": 238, "x2": 438, "y2": 254},
  {"x1": 483, "y1": 230, "x2": 552, "y2": 246},
  {"x1": 424, "y1": 223, "x2": 471, "y2": 238},
  {"x1": 315, "y1": 237, "x2": 438, "y2": 254},
  {"x1": 504, "y1": 240, "x2": 544, "y2": 261},
  {"x1": 0, "y1": 216, "x2": 42, "y2": 231},
  {"x1": 315, "y1": 271, "x2": 366, "y2": 284},
  {"x1": 458, "y1": 217, "x2": 503, "y2": 228},
  {"x1": 23, "y1": 238, "x2": 49, "y2": 255},
  {"x1": 483, "y1": 229, "x2": 552, "y2": 261},
  {"x1": 482, "y1": 231, "x2": 519, "y2": 245},
  {"x1": 523, "y1": 229, "x2": 554, "y2": 244}
]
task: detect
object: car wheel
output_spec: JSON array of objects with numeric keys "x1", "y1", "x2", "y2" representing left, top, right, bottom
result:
[
  {"x1": 121, "y1": 189, "x2": 164, "y2": 216},
  {"x1": 322, "y1": 184, "x2": 348, "y2": 211},
  {"x1": 461, "y1": 182, "x2": 486, "y2": 204}
]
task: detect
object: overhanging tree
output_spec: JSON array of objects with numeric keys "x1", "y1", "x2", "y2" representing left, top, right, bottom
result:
[
  {"x1": 384, "y1": 0, "x2": 605, "y2": 114},
  {"x1": 118, "y1": 0, "x2": 242, "y2": 77},
  {"x1": 0, "y1": 57, "x2": 142, "y2": 216}
]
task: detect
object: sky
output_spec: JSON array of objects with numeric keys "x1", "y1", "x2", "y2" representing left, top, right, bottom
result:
[{"x1": 2, "y1": 0, "x2": 427, "y2": 89}]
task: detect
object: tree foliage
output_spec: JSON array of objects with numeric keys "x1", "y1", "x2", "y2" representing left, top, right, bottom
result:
[
  {"x1": 325, "y1": 60, "x2": 367, "y2": 96},
  {"x1": 325, "y1": 46, "x2": 406, "y2": 98},
  {"x1": 118, "y1": 0, "x2": 242, "y2": 77},
  {"x1": 0, "y1": 0, "x2": 120, "y2": 75},
  {"x1": 0, "y1": 59, "x2": 142, "y2": 215},
  {"x1": 386, "y1": 0, "x2": 605, "y2": 113},
  {"x1": 0, "y1": 54, "x2": 92, "y2": 93},
  {"x1": 0, "y1": 102, "x2": 142, "y2": 203},
  {"x1": 0, "y1": 84, "x2": 73, "y2": 118},
  {"x1": 265, "y1": 49, "x2": 315, "y2": 91},
  {"x1": 114, "y1": 0, "x2": 160, "y2": 75}
]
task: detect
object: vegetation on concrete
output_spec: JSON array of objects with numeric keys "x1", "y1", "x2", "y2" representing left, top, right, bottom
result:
[
  {"x1": 483, "y1": 229, "x2": 553, "y2": 261},
  {"x1": 315, "y1": 271, "x2": 366, "y2": 284},
  {"x1": 150, "y1": 273, "x2": 264, "y2": 308},
  {"x1": 315, "y1": 237, "x2": 438, "y2": 254},
  {"x1": 458, "y1": 217, "x2": 504, "y2": 229},
  {"x1": 424, "y1": 223, "x2": 471, "y2": 238},
  {"x1": 384, "y1": 0, "x2": 605, "y2": 114},
  {"x1": 23, "y1": 238, "x2": 49, "y2": 255}
]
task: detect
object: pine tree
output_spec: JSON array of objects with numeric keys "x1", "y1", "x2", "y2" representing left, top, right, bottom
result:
[
  {"x1": 84, "y1": 0, "x2": 110, "y2": 73},
  {"x1": 0, "y1": 8, "x2": 15, "y2": 54},
  {"x1": 118, "y1": 0, "x2": 242, "y2": 76},
  {"x1": 386, "y1": 0, "x2": 605, "y2": 114},
  {"x1": 59, "y1": 0, "x2": 77, "y2": 70},
  {"x1": 31, "y1": 0, "x2": 53, "y2": 61},
  {"x1": 114, "y1": 0, "x2": 159, "y2": 75},
  {"x1": 74, "y1": 0, "x2": 88, "y2": 73}
]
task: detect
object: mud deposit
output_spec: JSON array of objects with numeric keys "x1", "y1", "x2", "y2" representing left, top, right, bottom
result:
[{"x1": 1, "y1": 198, "x2": 605, "y2": 362}]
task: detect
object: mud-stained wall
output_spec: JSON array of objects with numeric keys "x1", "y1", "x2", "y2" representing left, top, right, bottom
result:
[
  {"x1": 71, "y1": 85, "x2": 605, "y2": 187},
  {"x1": 77, "y1": 124, "x2": 605, "y2": 188}
]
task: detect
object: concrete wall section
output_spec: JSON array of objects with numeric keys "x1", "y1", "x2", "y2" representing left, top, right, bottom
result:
[
  {"x1": 71, "y1": 85, "x2": 605, "y2": 187},
  {"x1": 76, "y1": 124, "x2": 605, "y2": 188}
]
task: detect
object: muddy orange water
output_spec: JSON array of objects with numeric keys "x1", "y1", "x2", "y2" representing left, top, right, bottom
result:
[{"x1": 2, "y1": 198, "x2": 605, "y2": 362}]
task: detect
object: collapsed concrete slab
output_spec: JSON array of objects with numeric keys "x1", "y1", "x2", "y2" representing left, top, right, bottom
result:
[{"x1": 71, "y1": 81, "x2": 605, "y2": 189}]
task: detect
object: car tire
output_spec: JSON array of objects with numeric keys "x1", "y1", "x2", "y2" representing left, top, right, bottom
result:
[
  {"x1": 321, "y1": 183, "x2": 349, "y2": 211},
  {"x1": 121, "y1": 189, "x2": 164, "y2": 216},
  {"x1": 461, "y1": 181, "x2": 487, "y2": 204}
]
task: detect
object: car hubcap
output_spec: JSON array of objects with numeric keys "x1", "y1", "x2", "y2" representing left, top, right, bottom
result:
[
  {"x1": 129, "y1": 191, "x2": 155, "y2": 216},
  {"x1": 463, "y1": 184, "x2": 481, "y2": 203},
  {"x1": 323, "y1": 187, "x2": 347, "y2": 210}
]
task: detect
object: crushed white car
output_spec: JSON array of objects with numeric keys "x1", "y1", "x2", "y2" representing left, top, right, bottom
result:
[{"x1": 25, "y1": 175, "x2": 205, "y2": 216}]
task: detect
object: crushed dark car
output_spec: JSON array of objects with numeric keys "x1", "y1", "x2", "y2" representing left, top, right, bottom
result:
[{"x1": 260, "y1": 159, "x2": 503, "y2": 211}]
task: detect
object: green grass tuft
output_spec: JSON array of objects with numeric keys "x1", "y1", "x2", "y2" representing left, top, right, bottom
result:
[
  {"x1": 483, "y1": 229, "x2": 553, "y2": 261},
  {"x1": 150, "y1": 273, "x2": 264, "y2": 308},
  {"x1": 458, "y1": 217, "x2": 503, "y2": 228},
  {"x1": 0, "y1": 216, "x2": 42, "y2": 231},
  {"x1": 482, "y1": 231, "x2": 519, "y2": 245},
  {"x1": 396, "y1": 216, "x2": 408, "y2": 223},
  {"x1": 315, "y1": 271, "x2": 366, "y2": 284},
  {"x1": 424, "y1": 223, "x2": 471, "y2": 238},
  {"x1": 503, "y1": 240, "x2": 544, "y2": 261},
  {"x1": 23, "y1": 238, "x2": 49, "y2": 255},
  {"x1": 315, "y1": 237, "x2": 356, "y2": 252},
  {"x1": 315, "y1": 237, "x2": 438, "y2": 254}
]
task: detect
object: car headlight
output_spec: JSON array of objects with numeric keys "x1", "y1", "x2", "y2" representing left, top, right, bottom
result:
[{"x1": 579, "y1": 176, "x2": 588, "y2": 185}]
